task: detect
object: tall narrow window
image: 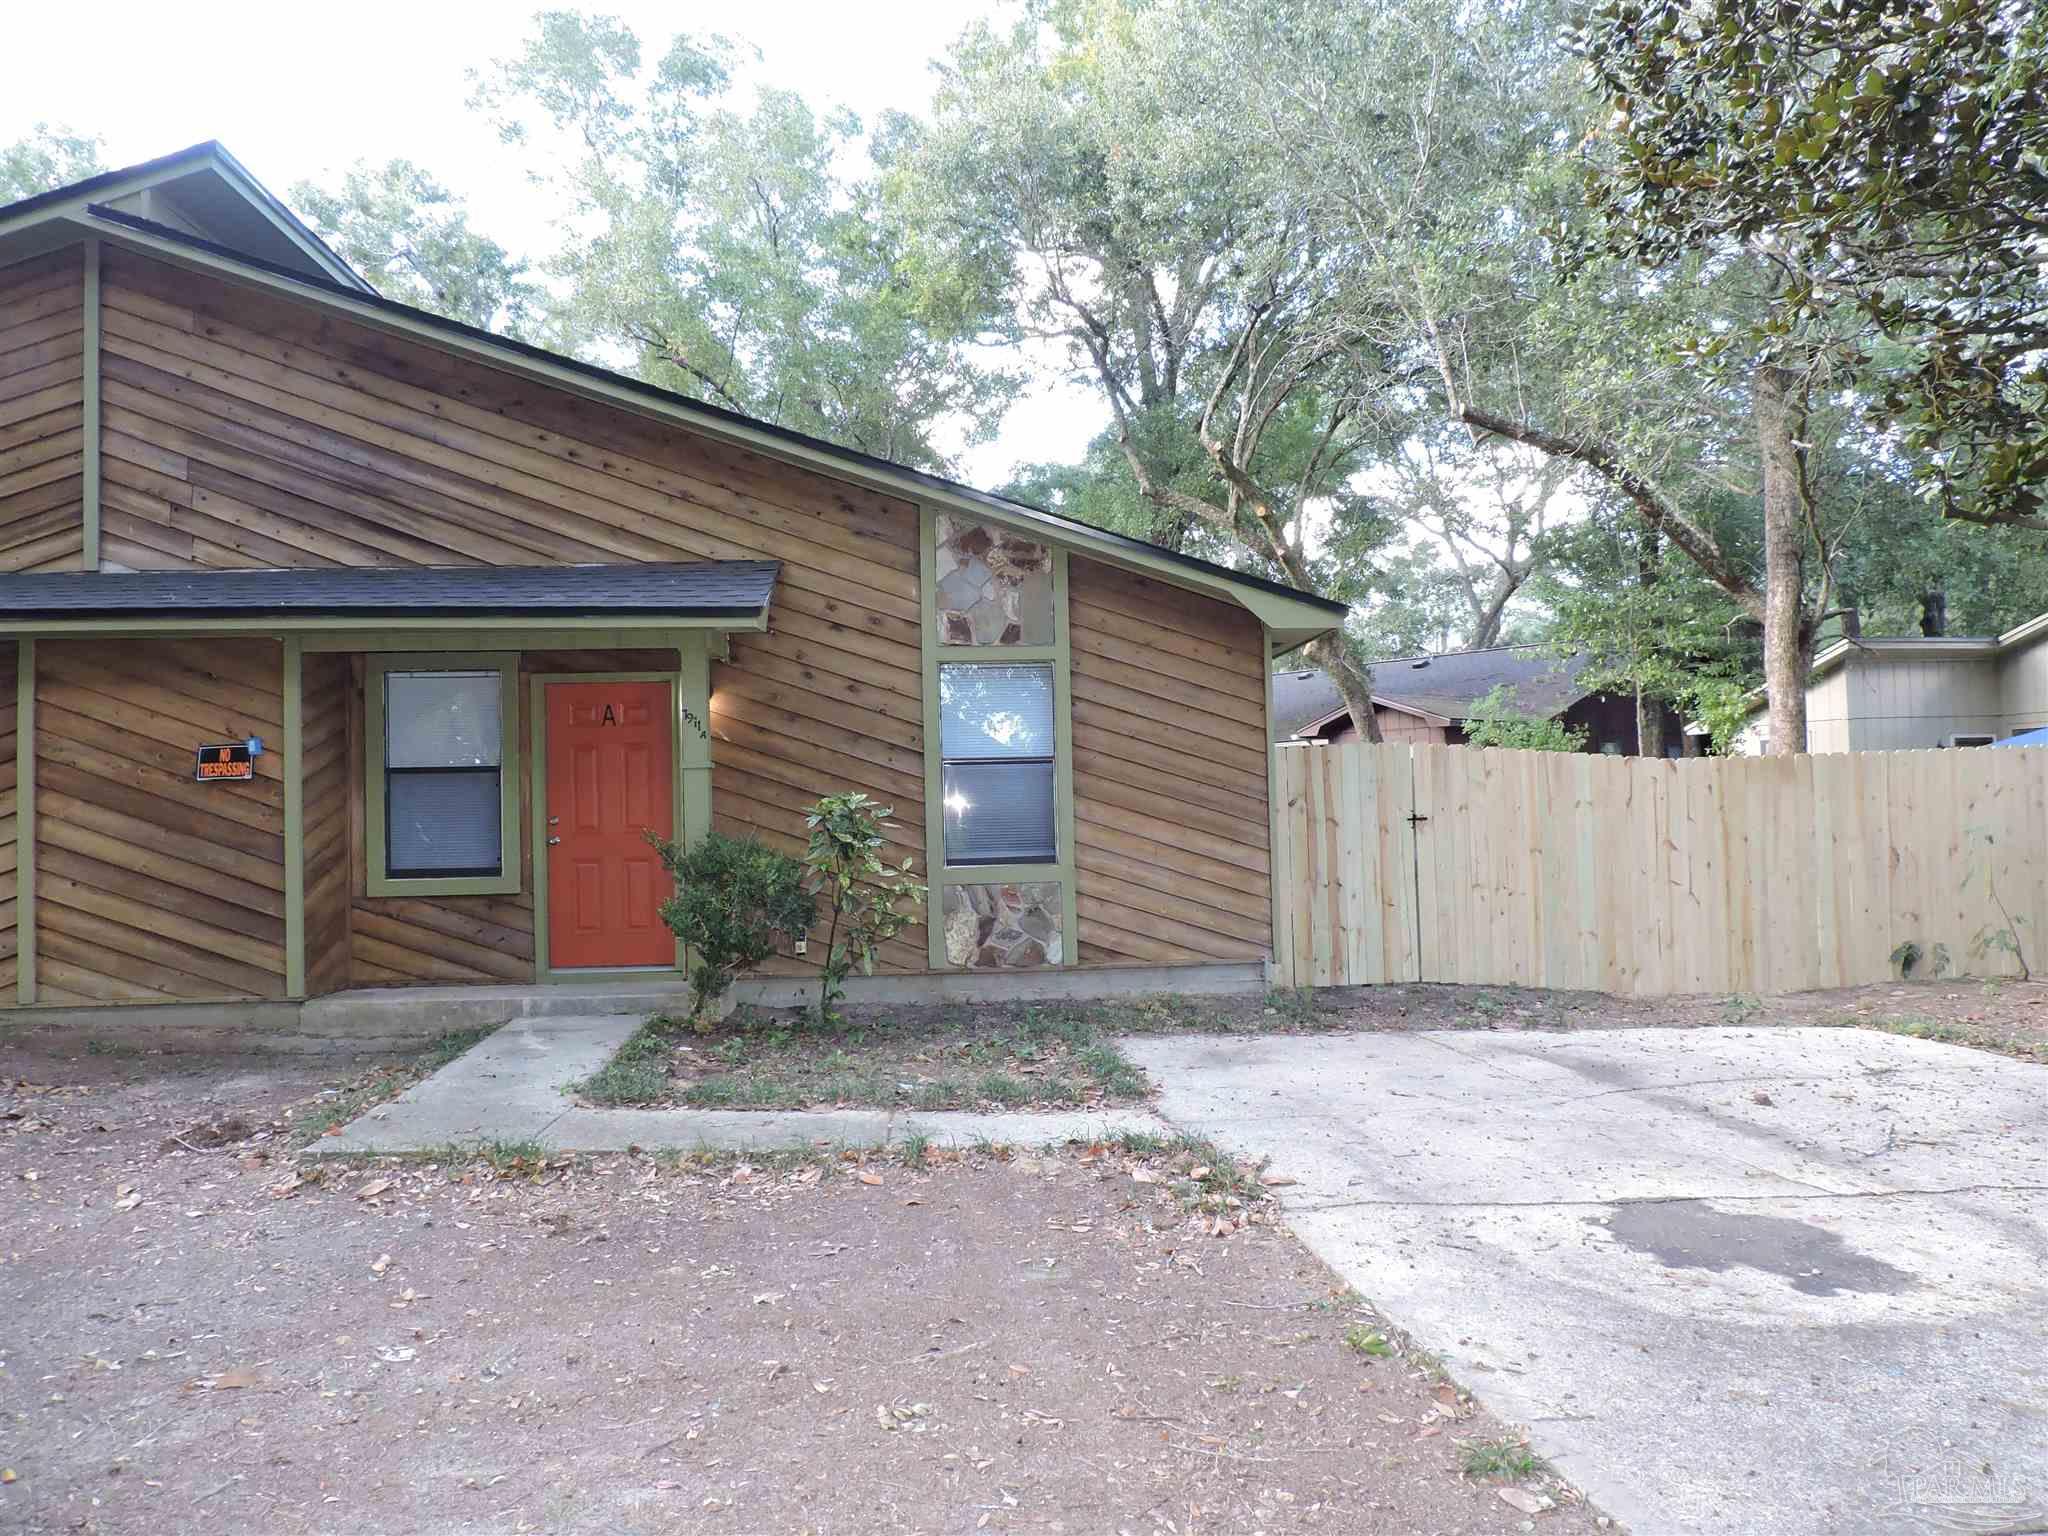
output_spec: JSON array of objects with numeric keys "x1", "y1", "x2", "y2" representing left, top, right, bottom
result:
[
  {"x1": 385, "y1": 670, "x2": 505, "y2": 879},
  {"x1": 939, "y1": 661, "x2": 1056, "y2": 864}
]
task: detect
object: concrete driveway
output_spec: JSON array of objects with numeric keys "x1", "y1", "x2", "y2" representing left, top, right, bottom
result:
[{"x1": 1123, "y1": 1026, "x2": 2048, "y2": 1536}]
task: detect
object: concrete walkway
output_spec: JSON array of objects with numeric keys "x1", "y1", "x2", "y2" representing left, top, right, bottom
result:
[
  {"x1": 311, "y1": 1012, "x2": 1169, "y2": 1156},
  {"x1": 1121, "y1": 1026, "x2": 2048, "y2": 1536}
]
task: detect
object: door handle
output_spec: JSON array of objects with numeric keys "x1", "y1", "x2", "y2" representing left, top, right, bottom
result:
[
  {"x1": 548, "y1": 816, "x2": 560, "y2": 826},
  {"x1": 547, "y1": 836, "x2": 562, "y2": 846}
]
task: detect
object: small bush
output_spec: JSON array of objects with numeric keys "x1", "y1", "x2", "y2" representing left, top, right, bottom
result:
[
  {"x1": 802, "y1": 792, "x2": 926, "y2": 1026},
  {"x1": 649, "y1": 831, "x2": 815, "y2": 1026}
]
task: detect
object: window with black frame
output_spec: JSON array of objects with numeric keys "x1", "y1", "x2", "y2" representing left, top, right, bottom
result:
[
  {"x1": 383, "y1": 669, "x2": 505, "y2": 879},
  {"x1": 939, "y1": 661, "x2": 1056, "y2": 865}
]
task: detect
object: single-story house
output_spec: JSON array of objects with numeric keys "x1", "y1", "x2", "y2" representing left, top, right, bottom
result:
[
  {"x1": 0, "y1": 142, "x2": 1343, "y2": 1017},
  {"x1": 1713, "y1": 612, "x2": 2048, "y2": 754},
  {"x1": 1272, "y1": 646, "x2": 1686, "y2": 755}
]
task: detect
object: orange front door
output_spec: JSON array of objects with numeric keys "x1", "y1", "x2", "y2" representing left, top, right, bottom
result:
[{"x1": 545, "y1": 680, "x2": 675, "y2": 969}]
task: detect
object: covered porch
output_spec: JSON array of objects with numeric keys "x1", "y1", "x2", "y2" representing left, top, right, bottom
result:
[{"x1": 0, "y1": 560, "x2": 778, "y2": 1007}]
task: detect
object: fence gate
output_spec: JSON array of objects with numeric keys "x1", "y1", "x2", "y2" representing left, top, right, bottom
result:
[{"x1": 1270, "y1": 740, "x2": 2047, "y2": 996}]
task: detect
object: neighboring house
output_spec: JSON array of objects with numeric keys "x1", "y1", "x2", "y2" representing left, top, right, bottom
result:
[
  {"x1": 1715, "y1": 612, "x2": 2048, "y2": 754},
  {"x1": 0, "y1": 143, "x2": 1344, "y2": 1016},
  {"x1": 1271, "y1": 646, "x2": 1685, "y2": 755}
]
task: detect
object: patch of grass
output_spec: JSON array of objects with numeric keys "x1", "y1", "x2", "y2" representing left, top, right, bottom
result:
[
  {"x1": 84, "y1": 1038, "x2": 145, "y2": 1059},
  {"x1": 1720, "y1": 994, "x2": 1765, "y2": 1024},
  {"x1": 974, "y1": 1071, "x2": 1035, "y2": 1107},
  {"x1": 1076, "y1": 1042, "x2": 1146, "y2": 1096},
  {"x1": 578, "y1": 1016, "x2": 684, "y2": 1106},
  {"x1": 1343, "y1": 1325, "x2": 1395, "y2": 1358},
  {"x1": 1459, "y1": 1436, "x2": 1550, "y2": 1483},
  {"x1": 898, "y1": 1130, "x2": 932, "y2": 1168}
]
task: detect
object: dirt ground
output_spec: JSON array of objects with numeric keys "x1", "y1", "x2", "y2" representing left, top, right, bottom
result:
[{"x1": 0, "y1": 1050, "x2": 1602, "y2": 1536}]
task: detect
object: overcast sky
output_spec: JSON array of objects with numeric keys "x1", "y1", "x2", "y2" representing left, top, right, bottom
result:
[{"x1": 2, "y1": 0, "x2": 1100, "y2": 486}]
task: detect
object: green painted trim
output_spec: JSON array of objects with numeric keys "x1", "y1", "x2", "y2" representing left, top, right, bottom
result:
[
  {"x1": 15, "y1": 638, "x2": 34, "y2": 1005},
  {"x1": 0, "y1": 613, "x2": 766, "y2": 640},
  {"x1": 1052, "y1": 547, "x2": 1079, "y2": 967},
  {"x1": 80, "y1": 241, "x2": 100, "y2": 572},
  {"x1": 282, "y1": 637, "x2": 305, "y2": 998},
  {"x1": 1264, "y1": 630, "x2": 1281, "y2": 977},
  {"x1": 65, "y1": 219, "x2": 1341, "y2": 646},
  {"x1": 920, "y1": 509, "x2": 1077, "y2": 970},
  {"x1": 363, "y1": 653, "x2": 521, "y2": 899},
  {"x1": 528, "y1": 666, "x2": 690, "y2": 982},
  {"x1": 304, "y1": 623, "x2": 759, "y2": 653}
]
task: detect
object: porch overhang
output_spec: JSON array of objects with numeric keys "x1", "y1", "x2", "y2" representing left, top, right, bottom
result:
[{"x1": 0, "y1": 560, "x2": 780, "y2": 638}]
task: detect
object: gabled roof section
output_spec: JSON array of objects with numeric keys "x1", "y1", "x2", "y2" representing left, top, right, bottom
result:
[
  {"x1": 9, "y1": 157, "x2": 1344, "y2": 645},
  {"x1": 0, "y1": 141, "x2": 372, "y2": 293},
  {"x1": 1274, "y1": 647, "x2": 1598, "y2": 740}
]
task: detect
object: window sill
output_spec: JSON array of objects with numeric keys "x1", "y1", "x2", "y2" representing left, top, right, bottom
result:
[{"x1": 367, "y1": 872, "x2": 521, "y2": 899}]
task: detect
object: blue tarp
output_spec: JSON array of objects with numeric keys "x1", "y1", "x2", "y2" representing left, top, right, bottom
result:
[{"x1": 1992, "y1": 727, "x2": 2048, "y2": 748}]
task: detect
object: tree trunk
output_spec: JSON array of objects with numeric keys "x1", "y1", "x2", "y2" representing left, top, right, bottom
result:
[
  {"x1": 1756, "y1": 364, "x2": 1812, "y2": 756},
  {"x1": 1635, "y1": 688, "x2": 1666, "y2": 758},
  {"x1": 1304, "y1": 634, "x2": 1383, "y2": 744},
  {"x1": 1634, "y1": 528, "x2": 1665, "y2": 757}
]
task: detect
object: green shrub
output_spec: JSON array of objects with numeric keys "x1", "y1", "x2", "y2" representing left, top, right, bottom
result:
[
  {"x1": 649, "y1": 831, "x2": 815, "y2": 1027},
  {"x1": 802, "y1": 792, "x2": 926, "y2": 1026}
]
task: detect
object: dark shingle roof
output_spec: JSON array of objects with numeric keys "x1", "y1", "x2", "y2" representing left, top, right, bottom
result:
[
  {"x1": 0, "y1": 561, "x2": 780, "y2": 620},
  {"x1": 1271, "y1": 647, "x2": 1596, "y2": 739}
]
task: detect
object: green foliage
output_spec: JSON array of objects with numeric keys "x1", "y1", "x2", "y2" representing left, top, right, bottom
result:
[
  {"x1": 801, "y1": 793, "x2": 926, "y2": 1027},
  {"x1": 289, "y1": 159, "x2": 543, "y2": 335},
  {"x1": 649, "y1": 832, "x2": 814, "y2": 1026},
  {"x1": 470, "y1": 15, "x2": 1017, "y2": 473},
  {"x1": 0, "y1": 124, "x2": 104, "y2": 204},
  {"x1": 1460, "y1": 685, "x2": 1589, "y2": 752},
  {"x1": 1577, "y1": 0, "x2": 2048, "y2": 525},
  {"x1": 1343, "y1": 1325, "x2": 1395, "y2": 1358},
  {"x1": 577, "y1": 1015, "x2": 683, "y2": 1105},
  {"x1": 1460, "y1": 1436, "x2": 1550, "y2": 1483}
]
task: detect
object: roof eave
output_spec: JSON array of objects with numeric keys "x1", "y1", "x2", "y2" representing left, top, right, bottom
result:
[
  {"x1": 0, "y1": 145, "x2": 372, "y2": 294},
  {"x1": 68, "y1": 209, "x2": 1345, "y2": 644}
]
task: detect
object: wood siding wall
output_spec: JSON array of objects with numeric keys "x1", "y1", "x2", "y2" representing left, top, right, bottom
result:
[
  {"x1": 0, "y1": 249, "x2": 86, "y2": 572},
  {"x1": 93, "y1": 248, "x2": 926, "y2": 982},
  {"x1": 0, "y1": 643, "x2": 17, "y2": 997},
  {"x1": 1067, "y1": 557, "x2": 1271, "y2": 965},
  {"x1": 302, "y1": 651, "x2": 352, "y2": 995},
  {"x1": 33, "y1": 639, "x2": 286, "y2": 1002}
]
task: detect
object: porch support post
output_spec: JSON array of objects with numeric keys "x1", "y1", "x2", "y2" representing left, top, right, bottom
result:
[
  {"x1": 81, "y1": 241, "x2": 101, "y2": 572},
  {"x1": 677, "y1": 633, "x2": 712, "y2": 851},
  {"x1": 676, "y1": 634, "x2": 712, "y2": 978},
  {"x1": 15, "y1": 638, "x2": 34, "y2": 1004},
  {"x1": 283, "y1": 637, "x2": 305, "y2": 999},
  {"x1": 1264, "y1": 629, "x2": 1282, "y2": 987}
]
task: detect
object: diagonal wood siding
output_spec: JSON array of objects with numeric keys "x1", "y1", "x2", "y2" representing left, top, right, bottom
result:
[
  {"x1": 92, "y1": 249, "x2": 927, "y2": 984},
  {"x1": 33, "y1": 639, "x2": 286, "y2": 1002},
  {"x1": 0, "y1": 643, "x2": 17, "y2": 997},
  {"x1": 302, "y1": 651, "x2": 352, "y2": 996},
  {"x1": 0, "y1": 249, "x2": 86, "y2": 572},
  {"x1": 1068, "y1": 557, "x2": 1271, "y2": 965}
]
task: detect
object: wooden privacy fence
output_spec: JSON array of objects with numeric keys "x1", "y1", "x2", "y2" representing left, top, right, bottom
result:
[{"x1": 1271, "y1": 741, "x2": 2048, "y2": 995}]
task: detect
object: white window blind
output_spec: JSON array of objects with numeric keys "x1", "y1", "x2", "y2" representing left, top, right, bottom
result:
[
  {"x1": 385, "y1": 670, "x2": 504, "y2": 878},
  {"x1": 940, "y1": 663, "x2": 1055, "y2": 865}
]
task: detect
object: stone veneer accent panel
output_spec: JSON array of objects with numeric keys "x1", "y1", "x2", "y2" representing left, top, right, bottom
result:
[
  {"x1": 934, "y1": 513, "x2": 1054, "y2": 646},
  {"x1": 942, "y1": 882, "x2": 1063, "y2": 968}
]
